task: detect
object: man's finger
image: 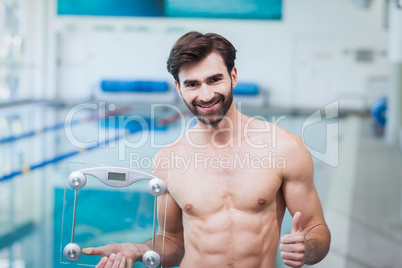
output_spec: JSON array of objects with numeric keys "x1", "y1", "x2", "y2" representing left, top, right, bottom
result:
[
  {"x1": 95, "y1": 257, "x2": 108, "y2": 268},
  {"x1": 105, "y1": 253, "x2": 116, "y2": 268},
  {"x1": 111, "y1": 253, "x2": 122, "y2": 268},
  {"x1": 280, "y1": 243, "x2": 305, "y2": 253},
  {"x1": 83, "y1": 246, "x2": 112, "y2": 256},
  {"x1": 119, "y1": 256, "x2": 126, "y2": 268},
  {"x1": 281, "y1": 251, "x2": 304, "y2": 261},
  {"x1": 281, "y1": 233, "x2": 305, "y2": 244},
  {"x1": 82, "y1": 248, "x2": 93, "y2": 255},
  {"x1": 291, "y1": 211, "x2": 302, "y2": 234},
  {"x1": 283, "y1": 258, "x2": 303, "y2": 268}
]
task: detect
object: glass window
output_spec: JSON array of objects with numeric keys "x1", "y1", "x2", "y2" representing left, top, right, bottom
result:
[{"x1": 0, "y1": 0, "x2": 25, "y2": 102}]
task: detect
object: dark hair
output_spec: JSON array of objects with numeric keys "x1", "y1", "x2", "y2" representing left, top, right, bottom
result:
[{"x1": 166, "y1": 31, "x2": 237, "y2": 83}]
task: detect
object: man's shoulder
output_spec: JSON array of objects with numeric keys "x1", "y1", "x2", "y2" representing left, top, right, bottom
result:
[
  {"x1": 272, "y1": 125, "x2": 313, "y2": 179},
  {"x1": 241, "y1": 116, "x2": 304, "y2": 150},
  {"x1": 154, "y1": 135, "x2": 189, "y2": 159},
  {"x1": 275, "y1": 125, "x2": 303, "y2": 148},
  {"x1": 256, "y1": 120, "x2": 309, "y2": 159}
]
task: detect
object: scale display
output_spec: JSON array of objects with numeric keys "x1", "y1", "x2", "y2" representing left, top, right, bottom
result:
[{"x1": 108, "y1": 172, "x2": 126, "y2": 181}]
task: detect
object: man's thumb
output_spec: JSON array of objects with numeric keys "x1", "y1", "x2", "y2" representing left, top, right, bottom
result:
[
  {"x1": 291, "y1": 211, "x2": 302, "y2": 234},
  {"x1": 82, "y1": 248, "x2": 93, "y2": 255}
]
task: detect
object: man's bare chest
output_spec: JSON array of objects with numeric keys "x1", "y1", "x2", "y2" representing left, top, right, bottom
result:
[{"x1": 167, "y1": 156, "x2": 283, "y2": 216}]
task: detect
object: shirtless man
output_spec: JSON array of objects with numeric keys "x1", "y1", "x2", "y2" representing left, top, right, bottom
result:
[{"x1": 83, "y1": 31, "x2": 331, "y2": 268}]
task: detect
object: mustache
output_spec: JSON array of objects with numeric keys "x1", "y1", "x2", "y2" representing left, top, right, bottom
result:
[{"x1": 192, "y1": 95, "x2": 224, "y2": 107}]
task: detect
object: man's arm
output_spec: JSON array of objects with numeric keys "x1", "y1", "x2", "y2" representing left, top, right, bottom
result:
[
  {"x1": 280, "y1": 134, "x2": 331, "y2": 267},
  {"x1": 144, "y1": 167, "x2": 184, "y2": 266}
]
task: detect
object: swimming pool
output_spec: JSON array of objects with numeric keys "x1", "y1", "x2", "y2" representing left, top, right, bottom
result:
[{"x1": 0, "y1": 102, "x2": 337, "y2": 268}]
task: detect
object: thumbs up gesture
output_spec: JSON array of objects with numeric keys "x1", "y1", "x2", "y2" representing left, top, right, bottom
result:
[{"x1": 280, "y1": 212, "x2": 308, "y2": 268}]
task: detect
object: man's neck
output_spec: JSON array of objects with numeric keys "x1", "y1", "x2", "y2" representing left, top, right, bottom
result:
[{"x1": 195, "y1": 103, "x2": 243, "y2": 146}]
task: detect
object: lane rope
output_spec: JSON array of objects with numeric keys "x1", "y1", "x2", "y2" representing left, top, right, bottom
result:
[{"x1": 0, "y1": 106, "x2": 131, "y2": 144}]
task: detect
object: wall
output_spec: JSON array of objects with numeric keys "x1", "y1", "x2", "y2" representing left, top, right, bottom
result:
[{"x1": 50, "y1": 0, "x2": 389, "y2": 110}]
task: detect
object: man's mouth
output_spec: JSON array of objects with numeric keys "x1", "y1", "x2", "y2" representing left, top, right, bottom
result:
[{"x1": 198, "y1": 99, "x2": 221, "y2": 111}]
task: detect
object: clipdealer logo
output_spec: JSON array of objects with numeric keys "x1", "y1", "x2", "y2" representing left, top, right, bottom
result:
[
  {"x1": 301, "y1": 101, "x2": 339, "y2": 167},
  {"x1": 63, "y1": 101, "x2": 339, "y2": 168}
]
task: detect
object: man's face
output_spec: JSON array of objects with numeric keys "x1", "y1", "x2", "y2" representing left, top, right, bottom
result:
[{"x1": 175, "y1": 53, "x2": 237, "y2": 127}]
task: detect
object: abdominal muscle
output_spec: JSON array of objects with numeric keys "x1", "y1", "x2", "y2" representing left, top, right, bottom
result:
[{"x1": 178, "y1": 206, "x2": 281, "y2": 268}]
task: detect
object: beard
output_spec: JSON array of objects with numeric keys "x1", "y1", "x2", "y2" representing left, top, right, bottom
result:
[{"x1": 182, "y1": 84, "x2": 233, "y2": 128}]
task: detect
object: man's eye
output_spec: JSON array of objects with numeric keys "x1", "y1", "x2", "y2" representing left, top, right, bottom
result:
[
  {"x1": 187, "y1": 83, "x2": 196, "y2": 88},
  {"x1": 212, "y1": 78, "x2": 221, "y2": 82}
]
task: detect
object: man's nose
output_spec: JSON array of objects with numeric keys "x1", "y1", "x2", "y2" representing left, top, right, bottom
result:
[{"x1": 198, "y1": 84, "x2": 214, "y2": 103}]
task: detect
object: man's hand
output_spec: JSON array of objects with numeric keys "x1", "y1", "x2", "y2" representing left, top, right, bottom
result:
[
  {"x1": 82, "y1": 243, "x2": 142, "y2": 268},
  {"x1": 280, "y1": 212, "x2": 308, "y2": 268}
]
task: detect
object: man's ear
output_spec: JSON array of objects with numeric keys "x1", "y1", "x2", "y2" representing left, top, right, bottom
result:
[
  {"x1": 231, "y1": 67, "x2": 238, "y2": 89},
  {"x1": 174, "y1": 80, "x2": 182, "y2": 97}
]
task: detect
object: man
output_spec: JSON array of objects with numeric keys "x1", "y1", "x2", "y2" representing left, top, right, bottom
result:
[{"x1": 83, "y1": 31, "x2": 330, "y2": 268}]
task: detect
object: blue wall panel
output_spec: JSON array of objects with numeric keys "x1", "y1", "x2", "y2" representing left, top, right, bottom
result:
[
  {"x1": 165, "y1": 0, "x2": 282, "y2": 20},
  {"x1": 57, "y1": 0, "x2": 164, "y2": 17},
  {"x1": 57, "y1": 0, "x2": 282, "y2": 20}
]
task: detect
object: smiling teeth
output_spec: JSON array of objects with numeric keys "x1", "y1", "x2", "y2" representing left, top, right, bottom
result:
[{"x1": 201, "y1": 101, "x2": 218, "y2": 108}]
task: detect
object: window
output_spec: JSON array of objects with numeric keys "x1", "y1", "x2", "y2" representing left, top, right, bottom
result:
[{"x1": 0, "y1": 0, "x2": 25, "y2": 102}]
